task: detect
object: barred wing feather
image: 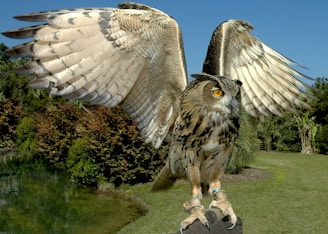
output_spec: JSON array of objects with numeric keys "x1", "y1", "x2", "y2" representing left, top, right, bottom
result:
[
  {"x1": 203, "y1": 19, "x2": 314, "y2": 117},
  {"x1": 3, "y1": 2, "x2": 188, "y2": 149}
]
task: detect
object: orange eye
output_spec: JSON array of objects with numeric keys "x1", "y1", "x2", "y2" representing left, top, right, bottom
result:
[{"x1": 212, "y1": 88, "x2": 223, "y2": 97}]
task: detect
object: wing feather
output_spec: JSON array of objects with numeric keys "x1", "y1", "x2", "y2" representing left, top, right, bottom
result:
[
  {"x1": 2, "y1": 3, "x2": 188, "y2": 148},
  {"x1": 203, "y1": 19, "x2": 314, "y2": 117}
]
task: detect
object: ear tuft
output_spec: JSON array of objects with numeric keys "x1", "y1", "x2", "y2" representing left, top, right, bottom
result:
[{"x1": 191, "y1": 73, "x2": 212, "y2": 81}]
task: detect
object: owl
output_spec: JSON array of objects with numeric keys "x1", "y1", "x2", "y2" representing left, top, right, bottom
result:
[{"x1": 2, "y1": 2, "x2": 313, "y2": 231}]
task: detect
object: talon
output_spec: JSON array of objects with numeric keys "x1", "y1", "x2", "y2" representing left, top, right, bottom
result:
[
  {"x1": 228, "y1": 220, "x2": 237, "y2": 230},
  {"x1": 210, "y1": 196, "x2": 238, "y2": 230},
  {"x1": 205, "y1": 221, "x2": 210, "y2": 228},
  {"x1": 228, "y1": 213, "x2": 237, "y2": 230}
]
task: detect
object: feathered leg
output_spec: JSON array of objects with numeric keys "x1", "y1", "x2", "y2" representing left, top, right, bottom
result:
[
  {"x1": 180, "y1": 165, "x2": 208, "y2": 232},
  {"x1": 208, "y1": 180, "x2": 237, "y2": 229},
  {"x1": 151, "y1": 164, "x2": 176, "y2": 191}
]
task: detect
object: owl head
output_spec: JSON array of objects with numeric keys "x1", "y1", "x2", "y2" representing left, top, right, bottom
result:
[{"x1": 186, "y1": 73, "x2": 242, "y2": 115}]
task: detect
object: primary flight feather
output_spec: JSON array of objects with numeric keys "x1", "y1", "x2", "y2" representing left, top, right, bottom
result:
[{"x1": 2, "y1": 1, "x2": 313, "y2": 231}]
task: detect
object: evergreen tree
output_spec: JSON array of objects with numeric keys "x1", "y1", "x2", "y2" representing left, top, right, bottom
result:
[{"x1": 311, "y1": 78, "x2": 328, "y2": 154}]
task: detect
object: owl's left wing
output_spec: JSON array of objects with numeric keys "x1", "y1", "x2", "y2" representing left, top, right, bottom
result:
[
  {"x1": 2, "y1": 2, "x2": 188, "y2": 148},
  {"x1": 203, "y1": 19, "x2": 314, "y2": 117}
]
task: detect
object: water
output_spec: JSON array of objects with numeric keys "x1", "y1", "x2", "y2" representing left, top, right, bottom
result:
[{"x1": 0, "y1": 170, "x2": 145, "y2": 233}]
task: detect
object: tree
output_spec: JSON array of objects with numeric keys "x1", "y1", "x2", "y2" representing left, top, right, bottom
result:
[
  {"x1": 0, "y1": 43, "x2": 53, "y2": 112},
  {"x1": 257, "y1": 115, "x2": 281, "y2": 151},
  {"x1": 294, "y1": 112, "x2": 317, "y2": 154},
  {"x1": 311, "y1": 77, "x2": 328, "y2": 154},
  {"x1": 257, "y1": 113, "x2": 302, "y2": 152}
]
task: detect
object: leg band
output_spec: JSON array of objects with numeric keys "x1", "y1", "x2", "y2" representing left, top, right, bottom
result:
[
  {"x1": 192, "y1": 194, "x2": 203, "y2": 200},
  {"x1": 212, "y1": 188, "x2": 224, "y2": 194}
]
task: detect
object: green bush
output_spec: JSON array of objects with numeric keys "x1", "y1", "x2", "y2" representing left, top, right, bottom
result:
[
  {"x1": 14, "y1": 103, "x2": 168, "y2": 187},
  {"x1": 67, "y1": 105, "x2": 168, "y2": 186},
  {"x1": 66, "y1": 138, "x2": 100, "y2": 186},
  {"x1": 228, "y1": 109, "x2": 259, "y2": 173},
  {"x1": 15, "y1": 116, "x2": 37, "y2": 157},
  {"x1": 315, "y1": 124, "x2": 328, "y2": 154},
  {"x1": 257, "y1": 114, "x2": 300, "y2": 152},
  {"x1": 0, "y1": 101, "x2": 23, "y2": 149},
  {"x1": 32, "y1": 103, "x2": 83, "y2": 169}
]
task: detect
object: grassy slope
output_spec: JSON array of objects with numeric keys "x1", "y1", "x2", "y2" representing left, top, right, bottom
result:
[{"x1": 118, "y1": 152, "x2": 328, "y2": 234}]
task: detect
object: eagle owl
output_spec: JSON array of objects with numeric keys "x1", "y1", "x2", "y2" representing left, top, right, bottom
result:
[{"x1": 2, "y1": 2, "x2": 313, "y2": 231}]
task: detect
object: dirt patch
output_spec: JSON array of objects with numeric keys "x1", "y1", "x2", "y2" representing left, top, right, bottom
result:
[{"x1": 222, "y1": 167, "x2": 273, "y2": 183}]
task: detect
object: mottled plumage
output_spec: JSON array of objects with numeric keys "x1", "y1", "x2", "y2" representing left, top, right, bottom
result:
[
  {"x1": 152, "y1": 74, "x2": 242, "y2": 229},
  {"x1": 2, "y1": 1, "x2": 313, "y2": 231},
  {"x1": 168, "y1": 75, "x2": 242, "y2": 182}
]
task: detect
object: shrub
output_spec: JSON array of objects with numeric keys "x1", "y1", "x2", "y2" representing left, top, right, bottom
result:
[
  {"x1": 15, "y1": 116, "x2": 37, "y2": 157},
  {"x1": 67, "y1": 105, "x2": 168, "y2": 186},
  {"x1": 315, "y1": 124, "x2": 328, "y2": 154},
  {"x1": 32, "y1": 103, "x2": 83, "y2": 169},
  {"x1": 228, "y1": 110, "x2": 260, "y2": 174},
  {"x1": 0, "y1": 101, "x2": 23, "y2": 149},
  {"x1": 66, "y1": 138, "x2": 100, "y2": 186}
]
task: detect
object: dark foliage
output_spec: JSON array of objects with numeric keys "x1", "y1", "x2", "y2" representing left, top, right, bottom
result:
[
  {"x1": 257, "y1": 113, "x2": 301, "y2": 152},
  {"x1": 228, "y1": 109, "x2": 259, "y2": 173},
  {"x1": 312, "y1": 78, "x2": 328, "y2": 124},
  {"x1": 14, "y1": 103, "x2": 168, "y2": 186},
  {"x1": 66, "y1": 105, "x2": 168, "y2": 186},
  {"x1": 0, "y1": 101, "x2": 23, "y2": 149},
  {"x1": 311, "y1": 78, "x2": 328, "y2": 154},
  {"x1": 32, "y1": 103, "x2": 83, "y2": 168}
]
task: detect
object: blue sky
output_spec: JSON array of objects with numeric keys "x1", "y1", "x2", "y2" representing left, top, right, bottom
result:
[{"x1": 1, "y1": 0, "x2": 327, "y2": 84}]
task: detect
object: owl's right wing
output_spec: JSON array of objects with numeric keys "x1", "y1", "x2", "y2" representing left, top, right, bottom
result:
[{"x1": 2, "y1": 2, "x2": 188, "y2": 148}]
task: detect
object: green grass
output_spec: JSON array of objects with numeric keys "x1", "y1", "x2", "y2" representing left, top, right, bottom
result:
[{"x1": 118, "y1": 152, "x2": 328, "y2": 234}]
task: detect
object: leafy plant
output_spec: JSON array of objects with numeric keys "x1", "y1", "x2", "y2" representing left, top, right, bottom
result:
[
  {"x1": 31, "y1": 103, "x2": 83, "y2": 168},
  {"x1": 228, "y1": 109, "x2": 259, "y2": 173},
  {"x1": 66, "y1": 138, "x2": 100, "y2": 186},
  {"x1": 67, "y1": 105, "x2": 168, "y2": 186},
  {"x1": 0, "y1": 101, "x2": 23, "y2": 149}
]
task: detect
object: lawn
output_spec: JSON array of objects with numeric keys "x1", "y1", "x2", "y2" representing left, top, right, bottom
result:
[{"x1": 118, "y1": 151, "x2": 328, "y2": 234}]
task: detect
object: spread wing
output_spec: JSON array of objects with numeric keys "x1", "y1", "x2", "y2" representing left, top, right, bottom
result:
[
  {"x1": 2, "y1": 2, "x2": 188, "y2": 148},
  {"x1": 203, "y1": 19, "x2": 314, "y2": 117}
]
